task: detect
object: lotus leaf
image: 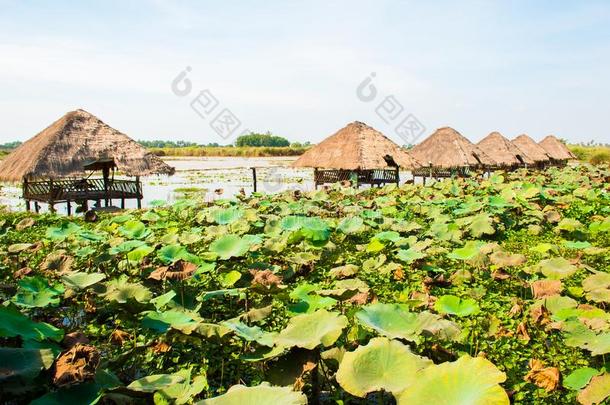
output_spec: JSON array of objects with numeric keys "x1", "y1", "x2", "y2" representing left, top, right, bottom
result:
[
  {"x1": 447, "y1": 241, "x2": 485, "y2": 261},
  {"x1": 0, "y1": 348, "x2": 55, "y2": 381},
  {"x1": 582, "y1": 272, "x2": 610, "y2": 303},
  {"x1": 12, "y1": 276, "x2": 65, "y2": 308},
  {"x1": 336, "y1": 337, "x2": 432, "y2": 397},
  {"x1": 127, "y1": 373, "x2": 186, "y2": 392},
  {"x1": 337, "y1": 216, "x2": 364, "y2": 234},
  {"x1": 103, "y1": 276, "x2": 152, "y2": 303},
  {"x1": 61, "y1": 272, "x2": 106, "y2": 291},
  {"x1": 435, "y1": 295, "x2": 480, "y2": 317},
  {"x1": 355, "y1": 303, "x2": 426, "y2": 342},
  {"x1": 119, "y1": 220, "x2": 149, "y2": 239},
  {"x1": 468, "y1": 213, "x2": 495, "y2": 237},
  {"x1": 211, "y1": 207, "x2": 244, "y2": 224},
  {"x1": 221, "y1": 319, "x2": 276, "y2": 347},
  {"x1": 396, "y1": 356, "x2": 509, "y2": 405},
  {"x1": 275, "y1": 309, "x2": 347, "y2": 349},
  {"x1": 577, "y1": 373, "x2": 610, "y2": 405},
  {"x1": 197, "y1": 382, "x2": 307, "y2": 405},
  {"x1": 538, "y1": 257, "x2": 577, "y2": 280},
  {"x1": 142, "y1": 310, "x2": 198, "y2": 333},
  {"x1": 210, "y1": 234, "x2": 251, "y2": 260},
  {"x1": 563, "y1": 367, "x2": 600, "y2": 390},
  {"x1": 0, "y1": 306, "x2": 63, "y2": 342}
]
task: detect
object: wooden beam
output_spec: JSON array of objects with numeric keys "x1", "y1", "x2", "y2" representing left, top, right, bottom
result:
[{"x1": 251, "y1": 167, "x2": 257, "y2": 193}]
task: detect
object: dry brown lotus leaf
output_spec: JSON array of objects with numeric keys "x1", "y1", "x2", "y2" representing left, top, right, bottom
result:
[
  {"x1": 41, "y1": 251, "x2": 74, "y2": 275},
  {"x1": 531, "y1": 279, "x2": 562, "y2": 299},
  {"x1": 577, "y1": 373, "x2": 610, "y2": 405},
  {"x1": 495, "y1": 326, "x2": 514, "y2": 338},
  {"x1": 490, "y1": 251, "x2": 527, "y2": 268},
  {"x1": 516, "y1": 322, "x2": 530, "y2": 342},
  {"x1": 16, "y1": 217, "x2": 36, "y2": 231},
  {"x1": 14, "y1": 267, "x2": 33, "y2": 279},
  {"x1": 52, "y1": 344, "x2": 100, "y2": 387},
  {"x1": 543, "y1": 210, "x2": 561, "y2": 223},
  {"x1": 580, "y1": 317, "x2": 609, "y2": 332},
  {"x1": 545, "y1": 321, "x2": 564, "y2": 331},
  {"x1": 110, "y1": 329, "x2": 131, "y2": 345},
  {"x1": 530, "y1": 304, "x2": 550, "y2": 325},
  {"x1": 83, "y1": 294, "x2": 97, "y2": 314},
  {"x1": 62, "y1": 332, "x2": 90, "y2": 349},
  {"x1": 524, "y1": 359, "x2": 560, "y2": 392},
  {"x1": 249, "y1": 269, "x2": 283, "y2": 288},
  {"x1": 149, "y1": 260, "x2": 197, "y2": 281},
  {"x1": 492, "y1": 269, "x2": 510, "y2": 280},
  {"x1": 393, "y1": 266, "x2": 405, "y2": 281},
  {"x1": 508, "y1": 303, "x2": 522, "y2": 318},
  {"x1": 151, "y1": 341, "x2": 171, "y2": 354},
  {"x1": 346, "y1": 290, "x2": 370, "y2": 305}
]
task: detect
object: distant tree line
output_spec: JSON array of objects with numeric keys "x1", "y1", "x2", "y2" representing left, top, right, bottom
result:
[
  {"x1": 235, "y1": 132, "x2": 290, "y2": 147},
  {"x1": 0, "y1": 141, "x2": 22, "y2": 149},
  {"x1": 139, "y1": 132, "x2": 309, "y2": 149}
]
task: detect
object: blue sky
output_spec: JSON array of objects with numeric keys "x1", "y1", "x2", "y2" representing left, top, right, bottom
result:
[{"x1": 1, "y1": 0, "x2": 609, "y2": 145}]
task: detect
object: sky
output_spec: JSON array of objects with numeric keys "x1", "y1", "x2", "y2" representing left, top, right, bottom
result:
[{"x1": 1, "y1": 0, "x2": 609, "y2": 146}]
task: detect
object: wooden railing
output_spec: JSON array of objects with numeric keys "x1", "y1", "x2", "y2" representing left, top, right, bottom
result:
[
  {"x1": 314, "y1": 169, "x2": 399, "y2": 187},
  {"x1": 23, "y1": 177, "x2": 142, "y2": 203}
]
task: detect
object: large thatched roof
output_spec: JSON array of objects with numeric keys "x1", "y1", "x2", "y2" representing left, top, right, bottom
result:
[
  {"x1": 539, "y1": 135, "x2": 576, "y2": 160},
  {"x1": 511, "y1": 134, "x2": 550, "y2": 163},
  {"x1": 477, "y1": 131, "x2": 534, "y2": 166},
  {"x1": 0, "y1": 109, "x2": 175, "y2": 182},
  {"x1": 291, "y1": 121, "x2": 421, "y2": 170},
  {"x1": 409, "y1": 127, "x2": 496, "y2": 168}
]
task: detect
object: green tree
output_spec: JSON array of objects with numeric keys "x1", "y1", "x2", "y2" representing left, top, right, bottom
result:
[{"x1": 235, "y1": 132, "x2": 290, "y2": 147}]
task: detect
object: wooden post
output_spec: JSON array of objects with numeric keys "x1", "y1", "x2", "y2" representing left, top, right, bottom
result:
[
  {"x1": 35, "y1": 202, "x2": 40, "y2": 213},
  {"x1": 428, "y1": 163, "x2": 433, "y2": 184},
  {"x1": 121, "y1": 198, "x2": 125, "y2": 209},
  {"x1": 66, "y1": 200, "x2": 71, "y2": 216},
  {"x1": 314, "y1": 168, "x2": 318, "y2": 190},
  {"x1": 136, "y1": 176, "x2": 142, "y2": 209},
  {"x1": 395, "y1": 168, "x2": 400, "y2": 186},
  {"x1": 251, "y1": 167, "x2": 257, "y2": 193},
  {"x1": 25, "y1": 200, "x2": 31, "y2": 211}
]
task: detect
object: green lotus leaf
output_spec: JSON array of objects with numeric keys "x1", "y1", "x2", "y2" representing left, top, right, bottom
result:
[
  {"x1": 0, "y1": 348, "x2": 55, "y2": 382},
  {"x1": 447, "y1": 241, "x2": 485, "y2": 261},
  {"x1": 396, "y1": 248, "x2": 426, "y2": 263},
  {"x1": 563, "y1": 240, "x2": 592, "y2": 249},
  {"x1": 563, "y1": 321, "x2": 610, "y2": 356},
  {"x1": 150, "y1": 290, "x2": 177, "y2": 310},
  {"x1": 543, "y1": 295, "x2": 578, "y2": 314},
  {"x1": 211, "y1": 207, "x2": 244, "y2": 225},
  {"x1": 289, "y1": 283, "x2": 337, "y2": 313},
  {"x1": 156, "y1": 368, "x2": 207, "y2": 405},
  {"x1": 582, "y1": 272, "x2": 610, "y2": 303},
  {"x1": 12, "y1": 276, "x2": 65, "y2": 308},
  {"x1": 141, "y1": 210, "x2": 160, "y2": 222},
  {"x1": 210, "y1": 234, "x2": 251, "y2": 260},
  {"x1": 157, "y1": 244, "x2": 199, "y2": 264},
  {"x1": 577, "y1": 373, "x2": 610, "y2": 405},
  {"x1": 103, "y1": 276, "x2": 152, "y2": 303},
  {"x1": 109, "y1": 239, "x2": 146, "y2": 255},
  {"x1": 127, "y1": 244, "x2": 155, "y2": 263},
  {"x1": 530, "y1": 243, "x2": 559, "y2": 255},
  {"x1": 396, "y1": 355, "x2": 508, "y2": 404},
  {"x1": 355, "y1": 303, "x2": 426, "y2": 342},
  {"x1": 127, "y1": 373, "x2": 186, "y2": 392},
  {"x1": 0, "y1": 306, "x2": 63, "y2": 342},
  {"x1": 119, "y1": 220, "x2": 150, "y2": 239},
  {"x1": 221, "y1": 319, "x2": 277, "y2": 347},
  {"x1": 416, "y1": 311, "x2": 462, "y2": 341},
  {"x1": 374, "y1": 231, "x2": 401, "y2": 242},
  {"x1": 337, "y1": 216, "x2": 364, "y2": 234},
  {"x1": 538, "y1": 257, "x2": 577, "y2": 279},
  {"x1": 563, "y1": 367, "x2": 600, "y2": 390},
  {"x1": 30, "y1": 382, "x2": 101, "y2": 405},
  {"x1": 556, "y1": 218, "x2": 583, "y2": 232},
  {"x1": 275, "y1": 309, "x2": 347, "y2": 350},
  {"x1": 299, "y1": 217, "x2": 330, "y2": 242},
  {"x1": 468, "y1": 213, "x2": 495, "y2": 237},
  {"x1": 61, "y1": 272, "x2": 106, "y2": 291},
  {"x1": 336, "y1": 337, "x2": 432, "y2": 398},
  {"x1": 142, "y1": 310, "x2": 198, "y2": 333},
  {"x1": 46, "y1": 222, "x2": 81, "y2": 241},
  {"x1": 220, "y1": 270, "x2": 242, "y2": 287},
  {"x1": 329, "y1": 264, "x2": 359, "y2": 279},
  {"x1": 197, "y1": 382, "x2": 307, "y2": 405},
  {"x1": 435, "y1": 295, "x2": 480, "y2": 317}
]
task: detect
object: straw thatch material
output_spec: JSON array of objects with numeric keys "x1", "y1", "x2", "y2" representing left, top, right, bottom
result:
[
  {"x1": 511, "y1": 134, "x2": 550, "y2": 163},
  {"x1": 0, "y1": 109, "x2": 175, "y2": 182},
  {"x1": 477, "y1": 132, "x2": 534, "y2": 167},
  {"x1": 539, "y1": 135, "x2": 576, "y2": 160},
  {"x1": 409, "y1": 127, "x2": 496, "y2": 168},
  {"x1": 291, "y1": 121, "x2": 421, "y2": 170}
]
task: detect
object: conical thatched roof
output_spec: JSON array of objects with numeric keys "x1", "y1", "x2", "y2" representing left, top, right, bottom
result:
[
  {"x1": 409, "y1": 127, "x2": 496, "y2": 168},
  {"x1": 291, "y1": 121, "x2": 421, "y2": 170},
  {"x1": 477, "y1": 131, "x2": 534, "y2": 166},
  {"x1": 0, "y1": 109, "x2": 175, "y2": 182},
  {"x1": 511, "y1": 134, "x2": 550, "y2": 163},
  {"x1": 539, "y1": 135, "x2": 576, "y2": 160}
]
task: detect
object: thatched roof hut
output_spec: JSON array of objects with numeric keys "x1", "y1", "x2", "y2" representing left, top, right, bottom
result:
[
  {"x1": 409, "y1": 127, "x2": 496, "y2": 168},
  {"x1": 539, "y1": 135, "x2": 576, "y2": 160},
  {"x1": 477, "y1": 131, "x2": 534, "y2": 167},
  {"x1": 291, "y1": 121, "x2": 421, "y2": 170},
  {"x1": 511, "y1": 134, "x2": 550, "y2": 164},
  {"x1": 0, "y1": 109, "x2": 175, "y2": 182}
]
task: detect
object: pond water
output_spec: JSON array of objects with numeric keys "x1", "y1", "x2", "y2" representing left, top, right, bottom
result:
[
  {"x1": 0, "y1": 156, "x2": 418, "y2": 214},
  {"x1": 0, "y1": 157, "x2": 313, "y2": 214}
]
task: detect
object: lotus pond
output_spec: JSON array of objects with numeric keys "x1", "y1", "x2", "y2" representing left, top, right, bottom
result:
[{"x1": 1, "y1": 164, "x2": 609, "y2": 404}]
